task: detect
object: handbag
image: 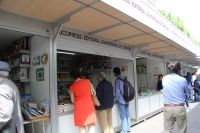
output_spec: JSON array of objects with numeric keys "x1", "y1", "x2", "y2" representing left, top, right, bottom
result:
[{"x1": 88, "y1": 80, "x2": 100, "y2": 106}]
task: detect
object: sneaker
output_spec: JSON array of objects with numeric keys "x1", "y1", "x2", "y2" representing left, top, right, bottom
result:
[{"x1": 189, "y1": 100, "x2": 196, "y2": 103}]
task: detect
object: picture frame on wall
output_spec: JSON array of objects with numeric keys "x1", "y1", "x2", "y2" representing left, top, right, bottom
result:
[
  {"x1": 21, "y1": 55, "x2": 30, "y2": 64},
  {"x1": 36, "y1": 68, "x2": 44, "y2": 81},
  {"x1": 36, "y1": 56, "x2": 40, "y2": 65}
]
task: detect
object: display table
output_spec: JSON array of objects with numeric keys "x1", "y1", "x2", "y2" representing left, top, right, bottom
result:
[
  {"x1": 58, "y1": 104, "x2": 120, "y2": 133},
  {"x1": 23, "y1": 117, "x2": 50, "y2": 133},
  {"x1": 138, "y1": 93, "x2": 163, "y2": 119}
]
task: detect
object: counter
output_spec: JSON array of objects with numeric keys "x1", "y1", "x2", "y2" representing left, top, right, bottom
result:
[
  {"x1": 58, "y1": 99, "x2": 136, "y2": 133},
  {"x1": 138, "y1": 92, "x2": 163, "y2": 119},
  {"x1": 58, "y1": 104, "x2": 120, "y2": 133}
]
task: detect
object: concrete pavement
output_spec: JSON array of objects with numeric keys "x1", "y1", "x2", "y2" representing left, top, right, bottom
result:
[{"x1": 130, "y1": 103, "x2": 200, "y2": 133}]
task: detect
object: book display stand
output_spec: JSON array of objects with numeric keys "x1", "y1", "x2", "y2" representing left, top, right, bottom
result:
[{"x1": 23, "y1": 116, "x2": 50, "y2": 133}]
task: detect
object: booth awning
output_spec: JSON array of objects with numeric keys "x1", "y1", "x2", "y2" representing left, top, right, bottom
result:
[{"x1": 0, "y1": 0, "x2": 199, "y2": 65}]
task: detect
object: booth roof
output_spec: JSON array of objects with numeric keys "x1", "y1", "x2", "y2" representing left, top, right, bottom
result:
[{"x1": 0, "y1": 0, "x2": 199, "y2": 65}]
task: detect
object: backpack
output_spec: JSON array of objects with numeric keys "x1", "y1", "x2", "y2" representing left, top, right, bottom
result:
[{"x1": 117, "y1": 77, "x2": 135, "y2": 102}]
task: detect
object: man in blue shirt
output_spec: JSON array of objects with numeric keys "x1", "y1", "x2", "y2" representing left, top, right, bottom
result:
[
  {"x1": 162, "y1": 61, "x2": 189, "y2": 133},
  {"x1": 113, "y1": 67, "x2": 130, "y2": 133},
  {"x1": 96, "y1": 72, "x2": 114, "y2": 133}
]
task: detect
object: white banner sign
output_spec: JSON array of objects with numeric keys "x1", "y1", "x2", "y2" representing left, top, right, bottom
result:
[{"x1": 101, "y1": 0, "x2": 200, "y2": 56}]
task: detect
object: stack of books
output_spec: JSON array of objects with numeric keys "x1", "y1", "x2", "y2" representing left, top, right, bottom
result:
[{"x1": 58, "y1": 105, "x2": 64, "y2": 113}]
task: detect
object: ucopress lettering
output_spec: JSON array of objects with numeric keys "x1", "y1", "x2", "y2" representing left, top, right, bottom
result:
[{"x1": 59, "y1": 30, "x2": 82, "y2": 39}]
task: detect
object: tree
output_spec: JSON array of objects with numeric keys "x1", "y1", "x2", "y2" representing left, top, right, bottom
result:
[{"x1": 158, "y1": 9, "x2": 199, "y2": 46}]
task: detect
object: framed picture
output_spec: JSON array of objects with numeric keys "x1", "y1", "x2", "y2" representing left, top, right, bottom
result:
[
  {"x1": 36, "y1": 55, "x2": 40, "y2": 65},
  {"x1": 22, "y1": 55, "x2": 30, "y2": 64},
  {"x1": 41, "y1": 53, "x2": 48, "y2": 65},
  {"x1": 36, "y1": 68, "x2": 44, "y2": 81}
]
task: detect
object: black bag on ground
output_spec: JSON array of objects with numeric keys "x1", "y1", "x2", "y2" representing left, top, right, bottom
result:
[{"x1": 117, "y1": 77, "x2": 135, "y2": 102}]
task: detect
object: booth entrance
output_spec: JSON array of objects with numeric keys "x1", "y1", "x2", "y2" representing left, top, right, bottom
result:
[{"x1": 1, "y1": 0, "x2": 200, "y2": 133}]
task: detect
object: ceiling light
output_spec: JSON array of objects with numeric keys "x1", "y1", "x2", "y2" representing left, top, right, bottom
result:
[{"x1": 57, "y1": 51, "x2": 76, "y2": 55}]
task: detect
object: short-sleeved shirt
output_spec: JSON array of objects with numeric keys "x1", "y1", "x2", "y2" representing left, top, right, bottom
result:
[{"x1": 162, "y1": 73, "x2": 189, "y2": 104}]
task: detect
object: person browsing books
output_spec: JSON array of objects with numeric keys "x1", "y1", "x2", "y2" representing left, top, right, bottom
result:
[
  {"x1": 95, "y1": 72, "x2": 114, "y2": 133},
  {"x1": 0, "y1": 61, "x2": 24, "y2": 133},
  {"x1": 69, "y1": 69, "x2": 97, "y2": 133},
  {"x1": 113, "y1": 67, "x2": 130, "y2": 133}
]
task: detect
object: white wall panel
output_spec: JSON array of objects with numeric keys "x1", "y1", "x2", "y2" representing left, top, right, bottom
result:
[{"x1": 24, "y1": 36, "x2": 51, "y2": 133}]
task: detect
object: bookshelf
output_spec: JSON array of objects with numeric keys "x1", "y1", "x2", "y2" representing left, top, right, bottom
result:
[
  {"x1": 8, "y1": 48, "x2": 31, "y2": 95},
  {"x1": 57, "y1": 55, "x2": 112, "y2": 106}
]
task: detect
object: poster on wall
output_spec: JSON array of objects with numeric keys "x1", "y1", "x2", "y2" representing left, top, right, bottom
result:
[
  {"x1": 32, "y1": 53, "x2": 48, "y2": 66},
  {"x1": 153, "y1": 67, "x2": 159, "y2": 76},
  {"x1": 32, "y1": 57, "x2": 36, "y2": 66},
  {"x1": 120, "y1": 65, "x2": 128, "y2": 74},
  {"x1": 36, "y1": 68, "x2": 44, "y2": 81},
  {"x1": 122, "y1": 75, "x2": 128, "y2": 79},
  {"x1": 41, "y1": 53, "x2": 48, "y2": 65},
  {"x1": 36, "y1": 56, "x2": 40, "y2": 65}
]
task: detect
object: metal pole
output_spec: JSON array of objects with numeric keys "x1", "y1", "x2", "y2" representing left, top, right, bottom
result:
[
  {"x1": 49, "y1": 23, "x2": 59, "y2": 133},
  {"x1": 31, "y1": 123, "x2": 34, "y2": 133},
  {"x1": 133, "y1": 57, "x2": 139, "y2": 122},
  {"x1": 42, "y1": 121, "x2": 45, "y2": 133}
]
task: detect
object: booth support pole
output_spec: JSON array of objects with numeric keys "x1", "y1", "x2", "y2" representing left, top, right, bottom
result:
[
  {"x1": 133, "y1": 57, "x2": 139, "y2": 122},
  {"x1": 132, "y1": 47, "x2": 142, "y2": 122},
  {"x1": 49, "y1": 23, "x2": 59, "y2": 133}
]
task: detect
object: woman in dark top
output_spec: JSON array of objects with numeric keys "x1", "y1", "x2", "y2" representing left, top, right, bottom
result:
[
  {"x1": 185, "y1": 72, "x2": 193, "y2": 101},
  {"x1": 194, "y1": 75, "x2": 200, "y2": 102},
  {"x1": 157, "y1": 74, "x2": 163, "y2": 91}
]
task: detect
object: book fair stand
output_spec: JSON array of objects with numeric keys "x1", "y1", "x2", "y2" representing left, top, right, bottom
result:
[{"x1": 0, "y1": 0, "x2": 200, "y2": 133}]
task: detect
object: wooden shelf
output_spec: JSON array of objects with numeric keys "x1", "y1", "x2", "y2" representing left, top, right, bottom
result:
[
  {"x1": 92, "y1": 69, "x2": 111, "y2": 71},
  {"x1": 0, "y1": 59, "x2": 9, "y2": 61},
  {"x1": 57, "y1": 60, "x2": 111, "y2": 67},
  {"x1": 57, "y1": 80, "x2": 74, "y2": 82},
  {"x1": 20, "y1": 79, "x2": 31, "y2": 82},
  {"x1": 10, "y1": 50, "x2": 30, "y2": 58},
  {"x1": 137, "y1": 72, "x2": 147, "y2": 74},
  {"x1": 13, "y1": 79, "x2": 30, "y2": 82},
  {"x1": 58, "y1": 90, "x2": 68, "y2": 92},
  {"x1": 11, "y1": 64, "x2": 30, "y2": 69},
  {"x1": 57, "y1": 72, "x2": 69, "y2": 74}
]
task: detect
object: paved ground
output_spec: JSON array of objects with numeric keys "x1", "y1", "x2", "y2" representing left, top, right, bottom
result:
[{"x1": 130, "y1": 103, "x2": 200, "y2": 133}]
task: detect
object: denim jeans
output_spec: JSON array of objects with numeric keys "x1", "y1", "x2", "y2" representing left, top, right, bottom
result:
[
  {"x1": 188, "y1": 84, "x2": 193, "y2": 100},
  {"x1": 117, "y1": 102, "x2": 131, "y2": 133},
  {"x1": 189, "y1": 89, "x2": 193, "y2": 100}
]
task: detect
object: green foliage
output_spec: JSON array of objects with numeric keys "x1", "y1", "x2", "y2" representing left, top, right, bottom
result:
[{"x1": 158, "y1": 9, "x2": 199, "y2": 46}]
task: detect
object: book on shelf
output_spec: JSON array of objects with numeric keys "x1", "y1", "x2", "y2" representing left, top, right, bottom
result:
[
  {"x1": 21, "y1": 94, "x2": 32, "y2": 103},
  {"x1": 21, "y1": 55, "x2": 30, "y2": 64},
  {"x1": 40, "y1": 100, "x2": 50, "y2": 114},
  {"x1": 12, "y1": 57, "x2": 21, "y2": 67},
  {"x1": 13, "y1": 70, "x2": 20, "y2": 80},
  {"x1": 20, "y1": 37, "x2": 28, "y2": 50},
  {"x1": 20, "y1": 68, "x2": 28, "y2": 79},
  {"x1": 28, "y1": 102, "x2": 38, "y2": 110}
]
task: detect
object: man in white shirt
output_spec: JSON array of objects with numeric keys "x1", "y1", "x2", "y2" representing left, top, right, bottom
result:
[
  {"x1": 0, "y1": 61, "x2": 24, "y2": 133},
  {"x1": 162, "y1": 61, "x2": 189, "y2": 133}
]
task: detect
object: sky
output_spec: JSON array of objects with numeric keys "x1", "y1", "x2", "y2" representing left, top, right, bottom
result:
[{"x1": 157, "y1": 0, "x2": 200, "y2": 40}]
